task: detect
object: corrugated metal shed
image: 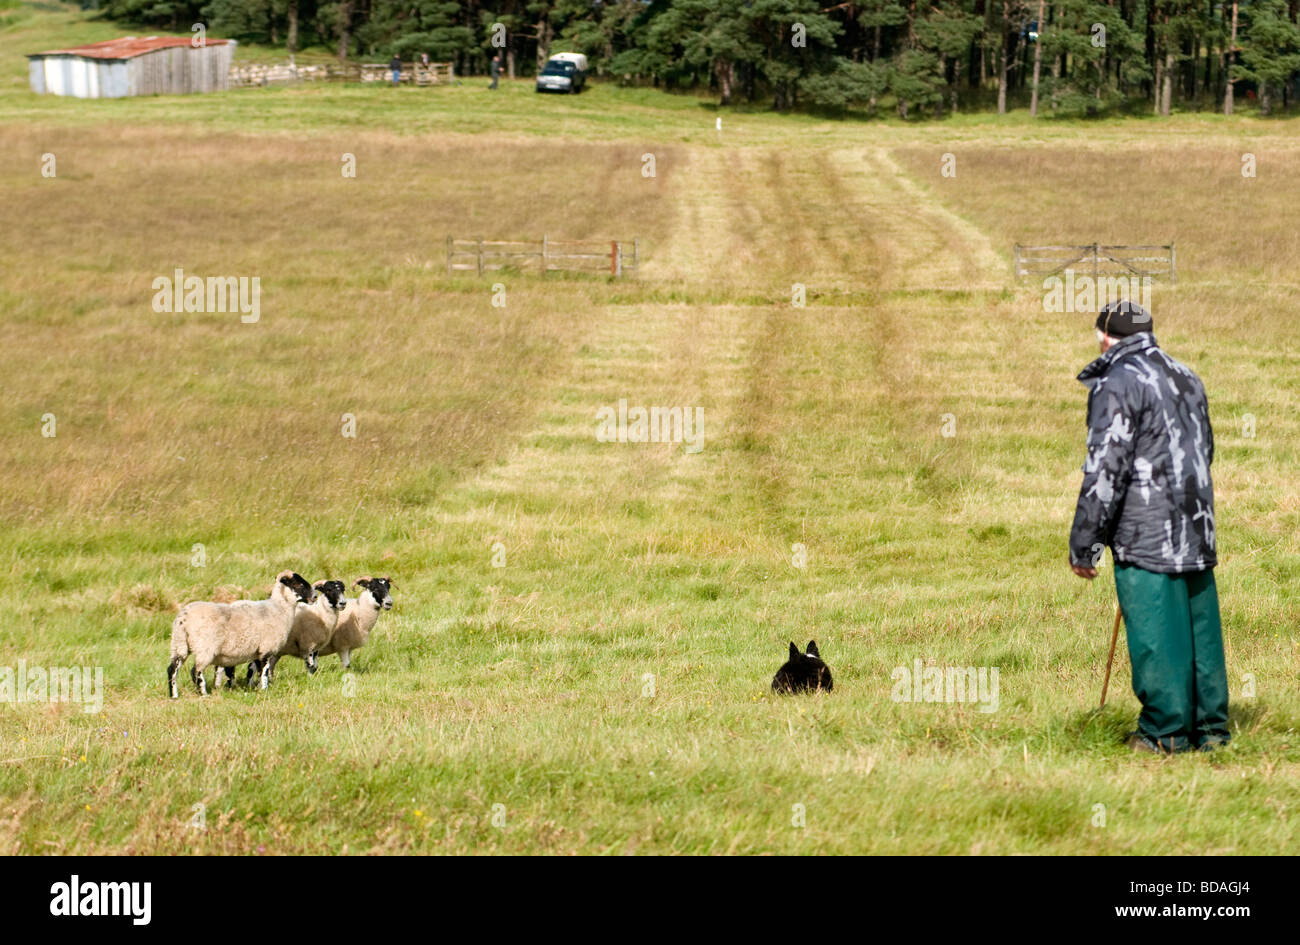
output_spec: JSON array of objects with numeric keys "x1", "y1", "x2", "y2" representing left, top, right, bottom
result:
[{"x1": 27, "y1": 36, "x2": 237, "y2": 98}]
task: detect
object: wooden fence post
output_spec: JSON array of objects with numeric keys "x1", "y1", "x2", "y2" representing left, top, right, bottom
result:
[
  {"x1": 1169, "y1": 244, "x2": 1176, "y2": 283},
  {"x1": 1092, "y1": 242, "x2": 1099, "y2": 282},
  {"x1": 612, "y1": 240, "x2": 620, "y2": 277},
  {"x1": 633, "y1": 238, "x2": 639, "y2": 273},
  {"x1": 446, "y1": 235, "x2": 452, "y2": 275},
  {"x1": 477, "y1": 239, "x2": 483, "y2": 277},
  {"x1": 542, "y1": 234, "x2": 548, "y2": 272}
]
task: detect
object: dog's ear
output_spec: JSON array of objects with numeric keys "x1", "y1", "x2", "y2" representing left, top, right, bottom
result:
[
  {"x1": 788, "y1": 641, "x2": 800, "y2": 661},
  {"x1": 806, "y1": 640, "x2": 820, "y2": 659}
]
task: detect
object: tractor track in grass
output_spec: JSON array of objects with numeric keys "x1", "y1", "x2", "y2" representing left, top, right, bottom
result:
[
  {"x1": 825, "y1": 147, "x2": 1007, "y2": 291},
  {"x1": 429, "y1": 139, "x2": 1007, "y2": 582}
]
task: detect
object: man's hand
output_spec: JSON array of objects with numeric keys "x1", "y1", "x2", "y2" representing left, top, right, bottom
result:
[{"x1": 1071, "y1": 559, "x2": 1098, "y2": 580}]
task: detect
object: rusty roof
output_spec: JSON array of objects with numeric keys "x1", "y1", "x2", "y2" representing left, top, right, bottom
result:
[{"x1": 30, "y1": 36, "x2": 233, "y2": 60}]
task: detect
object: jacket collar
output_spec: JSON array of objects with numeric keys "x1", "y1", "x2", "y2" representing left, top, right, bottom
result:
[{"x1": 1077, "y1": 332, "x2": 1158, "y2": 385}]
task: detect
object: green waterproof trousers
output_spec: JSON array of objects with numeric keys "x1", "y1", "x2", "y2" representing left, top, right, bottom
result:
[{"x1": 1114, "y1": 563, "x2": 1230, "y2": 752}]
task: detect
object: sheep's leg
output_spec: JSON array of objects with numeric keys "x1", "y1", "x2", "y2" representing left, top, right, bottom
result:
[
  {"x1": 214, "y1": 666, "x2": 231, "y2": 689},
  {"x1": 258, "y1": 658, "x2": 274, "y2": 690},
  {"x1": 191, "y1": 664, "x2": 208, "y2": 697},
  {"x1": 305, "y1": 649, "x2": 319, "y2": 676},
  {"x1": 246, "y1": 660, "x2": 261, "y2": 687},
  {"x1": 167, "y1": 656, "x2": 184, "y2": 699},
  {"x1": 339, "y1": 649, "x2": 351, "y2": 670},
  {"x1": 266, "y1": 654, "x2": 282, "y2": 684}
]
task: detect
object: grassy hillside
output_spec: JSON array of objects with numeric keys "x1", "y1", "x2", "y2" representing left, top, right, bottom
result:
[{"x1": 0, "y1": 3, "x2": 1297, "y2": 854}]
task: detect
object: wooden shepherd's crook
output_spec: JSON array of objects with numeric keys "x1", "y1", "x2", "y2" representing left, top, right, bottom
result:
[{"x1": 1100, "y1": 604, "x2": 1123, "y2": 709}]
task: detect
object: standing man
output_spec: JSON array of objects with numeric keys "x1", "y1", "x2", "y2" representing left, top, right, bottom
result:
[
  {"x1": 1069, "y1": 299, "x2": 1229, "y2": 754},
  {"x1": 389, "y1": 52, "x2": 402, "y2": 87},
  {"x1": 490, "y1": 54, "x2": 501, "y2": 90}
]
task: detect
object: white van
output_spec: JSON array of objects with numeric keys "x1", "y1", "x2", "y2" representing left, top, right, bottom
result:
[{"x1": 535, "y1": 52, "x2": 588, "y2": 94}]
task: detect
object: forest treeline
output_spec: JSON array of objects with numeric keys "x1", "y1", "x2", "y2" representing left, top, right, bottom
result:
[{"x1": 94, "y1": 0, "x2": 1300, "y2": 115}]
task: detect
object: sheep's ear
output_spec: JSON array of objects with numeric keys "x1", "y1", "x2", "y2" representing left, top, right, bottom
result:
[
  {"x1": 788, "y1": 642, "x2": 800, "y2": 661},
  {"x1": 806, "y1": 641, "x2": 820, "y2": 659},
  {"x1": 354, "y1": 578, "x2": 371, "y2": 590}
]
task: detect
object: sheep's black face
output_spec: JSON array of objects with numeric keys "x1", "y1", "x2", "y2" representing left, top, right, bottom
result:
[
  {"x1": 373, "y1": 577, "x2": 393, "y2": 610},
  {"x1": 357, "y1": 577, "x2": 394, "y2": 611},
  {"x1": 316, "y1": 580, "x2": 347, "y2": 611},
  {"x1": 281, "y1": 572, "x2": 315, "y2": 604}
]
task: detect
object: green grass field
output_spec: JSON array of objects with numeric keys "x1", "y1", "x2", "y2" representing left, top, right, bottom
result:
[{"x1": 2, "y1": 4, "x2": 1298, "y2": 854}]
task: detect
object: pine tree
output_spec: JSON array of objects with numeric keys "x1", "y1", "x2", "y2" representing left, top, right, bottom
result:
[{"x1": 1236, "y1": 0, "x2": 1300, "y2": 113}]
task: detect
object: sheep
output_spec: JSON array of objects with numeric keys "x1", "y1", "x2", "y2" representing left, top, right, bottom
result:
[
  {"x1": 318, "y1": 576, "x2": 393, "y2": 669},
  {"x1": 243, "y1": 579, "x2": 347, "y2": 686},
  {"x1": 167, "y1": 571, "x2": 314, "y2": 698}
]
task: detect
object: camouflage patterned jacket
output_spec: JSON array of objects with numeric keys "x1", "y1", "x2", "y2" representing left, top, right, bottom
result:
[{"x1": 1069, "y1": 333, "x2": 1217, "y2": 574}]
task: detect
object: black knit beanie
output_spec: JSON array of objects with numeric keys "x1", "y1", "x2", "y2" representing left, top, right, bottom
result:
[{"x1": 1096, "y1": 299, "x2": 1153, "y2": 338}]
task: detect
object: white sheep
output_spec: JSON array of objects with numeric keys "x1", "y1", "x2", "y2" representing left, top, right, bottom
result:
[
  {"x1": 318, "y1": 576, "x2": 393, "y2": 669},
  {"x1": 167, "y1": 571, "x2": 314, "y2": 698},
  {"x1": 243, "y1": 579, "x2": 347, "y2": 686}
]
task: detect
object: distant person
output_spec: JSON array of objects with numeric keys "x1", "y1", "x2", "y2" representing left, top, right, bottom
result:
[
  {"x1": 1069, "y1": 299, "x2": 1228, "y2": 755},
  {"x1": 490, "y1": 54, "x2": 500, "y2": 90},
  {"x1": 389, "y1": 53, "x2": 401, "y2": 87},
  {"x1": 421, "y1": 52, "x2": 429, "y2": 68}
]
